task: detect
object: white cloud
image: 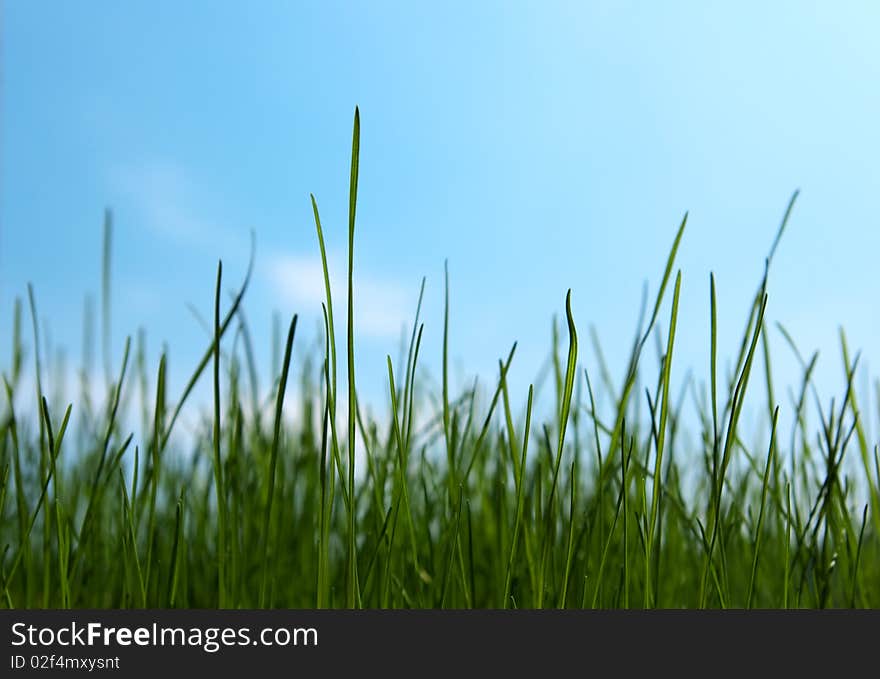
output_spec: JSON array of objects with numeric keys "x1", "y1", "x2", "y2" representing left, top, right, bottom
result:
[
  {"x1": 108, "y1": 160, "x2": 244, "y2": 253},
  {"x1": 266, "y1": 252, "x2": 415, "y2": 341},
  {"x1": 108, "y1": 159, "x2": 416, "y2": 343}
]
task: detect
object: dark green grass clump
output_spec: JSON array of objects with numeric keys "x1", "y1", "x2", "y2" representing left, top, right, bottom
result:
[{"x1": 1, "y1": 110, "x2": 878, "y2": 609}]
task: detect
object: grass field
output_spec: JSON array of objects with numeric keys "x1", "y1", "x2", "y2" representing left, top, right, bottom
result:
[{"x1": 1, "y1": 109, "x2": 878, "y2": 609}]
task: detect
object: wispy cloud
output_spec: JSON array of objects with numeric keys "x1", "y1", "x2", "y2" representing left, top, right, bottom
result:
[
  {"x1": 108, "y1": 160, "x2": 245, "y2": 253},
  {"x1": 266, "y1": 252, "x2": 416, "y2": 341},
  {"x1": 109, "y1": 159, "x2": 416, "y2": 343}
]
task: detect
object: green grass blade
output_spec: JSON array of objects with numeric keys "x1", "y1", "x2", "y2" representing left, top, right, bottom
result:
[
  {"x1": 260, "y1": 314, "x2": 298, "y2": 607},
  {"x1": 346, "y1": 106, "x2": 360, "y2": 608}
]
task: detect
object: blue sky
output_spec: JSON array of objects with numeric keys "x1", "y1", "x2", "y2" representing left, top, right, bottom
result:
[{"x1": 2, "y1": 1, "x2": 878, "y2": 432}]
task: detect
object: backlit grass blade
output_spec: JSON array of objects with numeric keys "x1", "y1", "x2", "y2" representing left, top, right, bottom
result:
[
  {"x1": 747, "y1": 406, "x2": 779, "y2": 608},
  {"x1": 161, "y1": 233, "x2": 255, "y2": 450},
  {"x1": 212, "y1": 261, "x2": 228, "y2": 607},
  {"x1": 260, "y1": 314, "x2": 298, "y2": 607},
  {"x1": 603, "y1": 214, "x2": 687, "y2": 479},
  {"x1": 462, "y1": 343, "x2": 517, "y2": 483},
  {"x1": 840, "y1": 329, "x2": 880, "y2": 538},
  {"x1": 645, "y1": 270, "x2": 681, "y2": 607},
  {"x1": 503, "y1": 385, "x2": 533, "y2": 608},
  {"x1": 167, "y1": 494, "x2": 184, "y2": 607},
  {"x1": 537, "y1": 290, "x2": 578, "y2": 607},
  {"x1": 346, "y1": 106, "x2": 360, "y2": 608},
  {"x1": 700, "y1": 276, "x2": 769, "y2": 607}
]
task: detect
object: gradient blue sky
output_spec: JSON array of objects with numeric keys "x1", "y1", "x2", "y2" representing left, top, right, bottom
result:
[{"x1": 2, "y1": 1, "x2": 878, "y2": 427}]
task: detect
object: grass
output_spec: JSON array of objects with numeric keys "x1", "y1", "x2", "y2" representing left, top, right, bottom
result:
[{"x1": 1, "y1": 109, "x2": 878, "y2": 609}]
